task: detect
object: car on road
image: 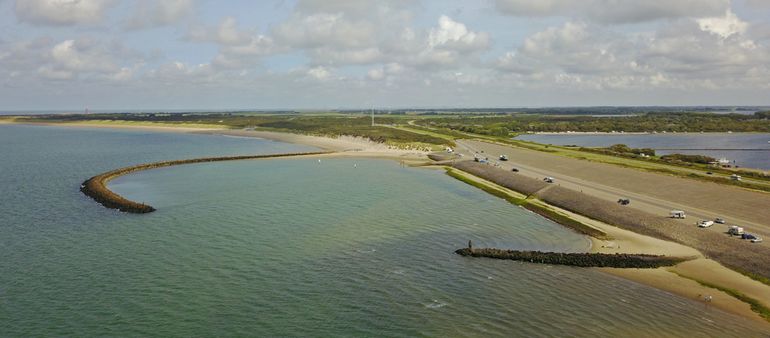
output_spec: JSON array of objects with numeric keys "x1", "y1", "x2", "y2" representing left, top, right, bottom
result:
[
  {"x1": 698, "y1": 220, "x2": 714, "y2": 228},
  {"x1": 543, "y1": 177, "x2": 554, "y2": 183},
  {"x1": 499, "y1": 155, "x2": 509, "y2": 161},
  {"x1": 742, "y1": 233, "x2": 763, "y2": 243},
  {"x1": 714, "y1": 218, "x2": 726, "y2": 224},
  {"x1": 617, "y1": 198, "x2": 630, "y2": 205},
  {"x1": 511, "y1": 168, "x2": 519, "y2": 172}
]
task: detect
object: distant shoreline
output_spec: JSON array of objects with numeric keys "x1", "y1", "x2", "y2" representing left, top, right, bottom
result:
[{"x1": 525, "y1": 131, "x2": 769, "y2": 135}]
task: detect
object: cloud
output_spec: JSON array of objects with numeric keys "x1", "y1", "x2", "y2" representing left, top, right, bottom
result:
[
  {"x1": 188, "y1": 17, "x2": 252, "y2": 45},
  {"x1": 495, "y1": 0, "x2": 729, "y2": 24},
  {"x1": 125, "y1": 0, "x2": 194, "y2": 29},
  {"x1": 0, "y1": 36, "x2": 145, "y2": 83},
  {"x1": 14, "y1": 0, "x2": 115, "y2": 26},
  {"x1": 428, "y1": 15, "x2": 489, "y2": 51},
  {"x1": 697, "y1": 9, "x2": 748, "y2": 38},
  {"x1": 273, "y1": 13, "x2": 376, "y2": 49},
  {"x1": 306, "y1": 65, "x2": 331, "y2": 80}
]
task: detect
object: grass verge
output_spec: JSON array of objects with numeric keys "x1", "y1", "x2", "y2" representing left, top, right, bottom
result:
[
  {"x1": 671, "y1": 271, "x2": 770, "y2": 322},
  {"x1": 445, "y1": 168, "x2": 609, "y2": 240}
]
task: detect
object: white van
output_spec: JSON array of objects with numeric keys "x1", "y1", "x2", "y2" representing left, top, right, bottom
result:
[{"x1": 670, "y1": 210, "x2": 686, "y2": 219}]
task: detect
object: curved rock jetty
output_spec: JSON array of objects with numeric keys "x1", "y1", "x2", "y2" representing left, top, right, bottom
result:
[
  {"x1": 81, "y1": 151, "x2": 331, "y2": 213},
  {"x1": 455, "y1": 247, "x2": 690, "y2": 268}
]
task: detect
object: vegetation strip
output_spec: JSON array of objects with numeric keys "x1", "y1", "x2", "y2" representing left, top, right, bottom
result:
[
  {"x1": 456, "y1": 248, "x2": 690, "y2": 268},
  {"x1": 81, "y1": 151, "x2": 332, "y2": 213},
  {"x1": 444, "y1": 168, "x2": 608, "y2": 239},
  {"x1": 670, "y1": 271, "x2": 770, "y2": 323}
]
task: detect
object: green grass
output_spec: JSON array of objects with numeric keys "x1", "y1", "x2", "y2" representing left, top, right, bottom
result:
[
  {"x1": 445, "y1": 168, "x2": 609, "y2": 239},
  {"x1": 672, "y1": 271, "x2": 770, "y2": 322}
]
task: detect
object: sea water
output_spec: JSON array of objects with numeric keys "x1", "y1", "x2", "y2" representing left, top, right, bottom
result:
[{"x1": 1, "y1": 125, "x2": 767, "y2": 337}]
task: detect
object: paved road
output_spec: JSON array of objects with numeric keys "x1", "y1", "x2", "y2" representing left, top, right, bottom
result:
[{"x1": 455, "y1": 139, "x2": 770, "y2": 239}]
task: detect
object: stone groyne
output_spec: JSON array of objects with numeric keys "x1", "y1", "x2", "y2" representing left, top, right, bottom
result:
[
  {"x1": 456, "y1": 247, "x2": 690, "y2": 268},
  {"x1": 81, "y1": 151, "x2": 331, "y2": 213}
]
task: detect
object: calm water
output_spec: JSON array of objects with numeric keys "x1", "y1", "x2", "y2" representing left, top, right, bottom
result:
[
  {"x1": 2, "y1": 125, "x2": 768, "y2": 337},
  {"x1": 517, "y1": 133, "x2": 770, "y2": 170}
]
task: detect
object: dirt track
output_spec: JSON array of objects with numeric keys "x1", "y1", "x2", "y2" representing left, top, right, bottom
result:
[{"x1": 456, "y1": 140, "x2": 770, "y2": 239}]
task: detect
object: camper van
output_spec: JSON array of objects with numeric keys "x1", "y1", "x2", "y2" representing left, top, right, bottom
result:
[
  {"x1": 670, "y1": 210, "x2": 686, "y2": 219},
  {"x1": 728, "y1": 226, "x2": 744, "y2": 236}
]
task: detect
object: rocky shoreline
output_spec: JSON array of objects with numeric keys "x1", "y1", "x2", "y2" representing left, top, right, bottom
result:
[{"x1": 456, "y1": 247, "x2": 691, "y2": 268}]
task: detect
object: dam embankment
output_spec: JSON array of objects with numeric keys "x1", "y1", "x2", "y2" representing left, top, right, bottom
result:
[
  {"x1": 450, "y1": 160, "x2": 770, "y2": 281},
  {"x1": 81, "y1": 151, "x2": 331, "y2": 213}
]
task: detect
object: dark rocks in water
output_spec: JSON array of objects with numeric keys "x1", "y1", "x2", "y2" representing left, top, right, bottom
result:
[{"x1": 455, "y1": 247, "x2": 690, "y2": 269}]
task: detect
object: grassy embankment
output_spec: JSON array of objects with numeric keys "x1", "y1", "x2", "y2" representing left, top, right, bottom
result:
[
  {"x1": 671, "y1": 271, "x2": 770, "y2": 322},
  {"x1": 444, "y1": 168, "x2": 609, "y2": 240},
  {"x1": 82, "y1": 151, "x2": 330, "y2": 213}
]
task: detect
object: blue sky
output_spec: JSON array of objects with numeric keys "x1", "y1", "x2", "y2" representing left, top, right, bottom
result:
[{"x1": 1, "y1": 0, "x2": 769, "y2": 110}]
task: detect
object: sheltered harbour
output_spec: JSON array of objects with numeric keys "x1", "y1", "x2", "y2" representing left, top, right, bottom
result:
[{"x1": 80, "y1": 151, "x2": 331, "y2": 213}]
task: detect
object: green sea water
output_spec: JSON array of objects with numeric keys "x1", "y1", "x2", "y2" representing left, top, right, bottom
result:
[{"x1": 1, "y1": 125, "x2": 768, "y2": 337}]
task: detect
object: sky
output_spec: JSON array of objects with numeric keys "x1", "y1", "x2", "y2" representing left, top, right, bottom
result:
[{"x1": 1, "y1": 0, "x2": 770, "y2": 110}]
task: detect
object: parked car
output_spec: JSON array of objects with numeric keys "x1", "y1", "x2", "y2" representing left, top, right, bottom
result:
[
  {"x1": 511, "y1": 168, "x2": 519, "y2": 172},
  {"x1": 499, "y1": 155, "x2": 509, "y2": 161},
  {"x1": 698, "y1": 220, "x2": 714, "y2": 228},
  {"x1": 706, "y1": 172, "x2": 713, "y2": 175},
  {"x1": 728, "y1": 226, "x2": 744, "y2": 236},
  {"x1": 742, "y1": 233, "x2": 763, "y2": 243},
  {"x1": 543, "y1": 177, "x2": 554, "y2": 183},
  {"x1": 714, "y1": 218, "x2": 726, "y2": 224},
  {"x1": 617, "y1": 198, "x2": 630, "y2": 205}
]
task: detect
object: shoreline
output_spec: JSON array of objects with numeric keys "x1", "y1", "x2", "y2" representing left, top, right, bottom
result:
[
  {"x1": 8, "y1": 120, "x2": 770, "y2": 327},
  {"x1": 444, "y1": 167, "x2": 770, "y2": 327},
  {"x1": 525, "y1": 131, "x2": 769, "y2": 135}
]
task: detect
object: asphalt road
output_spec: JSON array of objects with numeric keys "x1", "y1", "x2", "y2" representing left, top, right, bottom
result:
[{"x1": 455, "y1": 139, "x2": 770, "y2": 239}]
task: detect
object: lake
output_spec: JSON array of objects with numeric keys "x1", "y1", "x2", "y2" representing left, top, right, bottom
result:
[{"x1": 516, "y1": 133, "x2": 770, "y2": 170}]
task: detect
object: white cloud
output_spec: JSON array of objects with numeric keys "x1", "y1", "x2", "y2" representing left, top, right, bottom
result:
[
  {"x1": 495, "y1": 0, "x2": 729, "y2": 24},
  {"x1": 126, "y1": 0, "x2": 195, "y2": 29},
  {"x1": 306, "y1": 66, "x2": 331, "y2": 80},
  {"x1": 273, "y1": 13, "x2": 375, "y2": 49},
  {"x1": 428, "y1": 15, "x2": 489, "y2": 51},
  {"x1": 697, "y1": 9, "x2": 748, "y2": 39},
  {"x1": 15, "y1": 0, "x2": 115, "y2": 26}
]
